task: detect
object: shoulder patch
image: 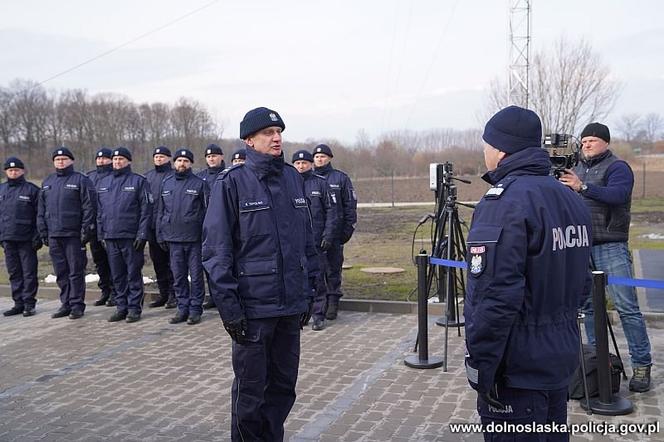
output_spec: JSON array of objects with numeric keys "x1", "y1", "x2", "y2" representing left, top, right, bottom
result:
[{"x1": 483, "y1": 176, "x2": 517, "y2": 199}]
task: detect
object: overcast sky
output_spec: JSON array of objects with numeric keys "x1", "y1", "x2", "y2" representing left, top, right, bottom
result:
[{"x1": 1, "y1": 0, "x2": 663, "y2": 143}]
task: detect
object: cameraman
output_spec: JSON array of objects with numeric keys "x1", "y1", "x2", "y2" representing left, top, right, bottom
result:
[
  {"x1": 559, "y1": 122, "x2": 652, "y2": 392},
  {"x1": 465, "y1": 106, "x2": 591, "y2": 441}
]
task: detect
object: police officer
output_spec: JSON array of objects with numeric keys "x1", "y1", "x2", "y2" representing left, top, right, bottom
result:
[
  {"x1": 145, "y1": 146, "x2": 176, "y2": 308},
  {"x1": 464, "y1": 106, "x2": 592, "y2": 440},
  {"x1": 87, "y1": 148, "x2": 117, "y2": 307},
  {"x1": 1, "y1": 157, "x2": 41, "y2": 317},
  {"x1": 38, "y1": 147, "x2": 95, "y2": 320},
  {"x1": 158, "y1": 149, "x2": 210, "y2": 325},
  {"x1": 292, "y1": 149, "x2": 339, "y2": 331},
  {"x1": 202, "y1": 107, "x2": 318, "y2": 441},
  {"x1": 97, "y1": 147, "x2": 152, "y2": 323},
  {"x1": 230, "y1": 148, "x2": 246, "y2": 165},
  {"x1": 312, "y1": 144, "x2": 357, "y2": 320},
  {"x1": 196, "y1": 143, "x2": 225, "y2": 310},
  {"x1": 560, "y1": 122, "x2": 653, "y2": 392}
]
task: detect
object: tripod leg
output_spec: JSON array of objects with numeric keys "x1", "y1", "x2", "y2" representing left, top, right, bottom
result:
[
  {"x1": 606, "y1": 312, "x2": 628, "y2": 380},
  {"x1": 578, "y1": 313, "x2": 593, "y2": 415}
]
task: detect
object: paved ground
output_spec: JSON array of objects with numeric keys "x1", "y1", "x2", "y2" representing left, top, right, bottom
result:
[{"x1": 0, "y1": 296, "x2": 662, "y2": 441}]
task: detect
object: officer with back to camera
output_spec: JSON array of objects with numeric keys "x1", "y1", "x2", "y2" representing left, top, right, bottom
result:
[
  {"x1": 292, "y1": 149, "x2": 339, "y2": 331},
  {"x1": 464, "y1": 106, "x2": 592, "y2": 441},
  {"x1": 196, "y1": 143, "x2": 225, "y2": 310},
  {"x1": 158, "y1": 148, "x2": 210, "y2": 325},
  {"x1": 86, "y1": 148, "x2": 117, "y2": 307},
  {"x1": 38, "y1": 147, "x2": 95, "y2": 320},
  {"x1": 312, "y1": 144, "x2": 357, "y2": 320},
  {"x1": 202, "y1": 107, "x2": 318, "y2": 441},
  {"x1": 559, "y1": 122, "x2": 653, "y2": 392},
  {"x1": 97, "y1": 147, "x2": 152, "y2": 323},
  {"x1": 145, "y1": 146, "x2": 176, "y2": 309},
  {"x1": 1, "y1": 157, "x2": 41, "y2": 317}
]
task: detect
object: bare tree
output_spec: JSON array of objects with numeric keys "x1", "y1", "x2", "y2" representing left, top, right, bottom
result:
[
  {"x1": 615, "y1": 113, "x2": 642, "y2": 144},
  {"x1": 487, "y1": 37, "x2": 621, "y2": 135},
  {"x1": 642, "y1": 113, "x2": 663, "y2": 144}
]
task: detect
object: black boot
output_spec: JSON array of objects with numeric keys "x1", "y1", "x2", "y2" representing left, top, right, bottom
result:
[
  {"x1": 94, "y1": 293, "x2": 110, "y2": 306},
  {"x1": 3, "y1": 306, "x2": 24, "y2": 316},
  {"x1": 164, "y1": 293, "x2": 177, "y2": 309},
  {"x1": 149, "y1": 294, "x2": 168, "y2": 308},
  {"x1": 325, "y1": 298, "x2": 339, "y2": 320},
  {"x1": 629, "y1": 365, "x2": 652, "y2": 392},
  {"x1": 202, "y1": 296, "x2": 216, "y2": 310}
]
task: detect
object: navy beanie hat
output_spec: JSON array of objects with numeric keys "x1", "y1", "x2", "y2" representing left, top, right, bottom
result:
[
  {"x1": 113, "y1": 147, "x2": 133, "y2": 161},
  {"x1": 96, "y1": 148, "x2": 113, "y2": 159},
  {"x1": 4, "y1": 157, "x2": 25, "y2": 170},
  {"x1": 239, "y1": 107, "x2": 285, "y2": 139},
  {"x1": 205, "y1": 144, "x2": 223, "y2": 156},
  {"x1": 292, "y1": 149, "x2": 314, "y2": 163},
  {"x1": 482, "y1": 105, "x2": 542, "y2": 154},
  {"x1": 153, "y1": 146, "x2": 172, "y2": 157},
  {"x1": 580, "y1": 122, "x2": 610, "y2": 143},
  {"x1": 52, "y1": 147, "x2": 75, "y2": 161},
  {"x1": 313, "y1": 144, "x2": 333, "y2": 158},
  {"x1": 174, "y1": 148, "x2": 194, "y2": 163},
  {"x1": 232, "y1": 149, "x2": 246, "y2": 161}
]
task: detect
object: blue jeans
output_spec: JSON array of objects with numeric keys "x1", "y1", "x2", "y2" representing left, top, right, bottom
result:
[{"x1": 583, "y1": 242, "x2": 652, "y2": 367}]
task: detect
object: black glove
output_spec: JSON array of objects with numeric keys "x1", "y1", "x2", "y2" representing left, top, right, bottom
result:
[
  {"x1": 320, "y1": 239, "x2": 332, "y2": 251},
  {"x1": 300, "y1": 299, "x2": 313, "y2": 329},
  {"x1": 133, "y1": 238, "x2": 147, "y2": 251},
  {"x1": 32, "y1": 238, "x2": 43, "y2": 251},
  {"x1": 223, "y1": 316, "x2": 248, "y2": 344},
  {"x1": 159, "y1": 242, "x2": 169, "y2": 252},
  {"x1": 482, "y1": 385, "x2": 506, "y2": 411},
  {"x1": 41, "y1": 236, "x2": 49, "y2": 247}
]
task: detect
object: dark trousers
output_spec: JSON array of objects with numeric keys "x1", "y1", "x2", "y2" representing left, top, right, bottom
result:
[
  {"x1": 49, "y1": 236, "x2": 87, "y2": 313},
  {"x1": 4, "y1": 241, "x2": 38, "y2": 309},
  {"x1": 148, "y1": 239, "x2": 174, "y2": 299},
  {"x1": 312, "y1": 248, "x2": 328, "y2": 319},
  {"x1": 324, "y1": 243, "x2": 344, "y2": 300},
  {"x1": 231, "y1": 315, "x2": 300, "y2": 442},
  {"x1": 477, "y1": 386, "x2": 569, "y2": 442},
  {"x1": 107, "y1": 239, "x2": 145, "y2": 314},
  {"x1": 89, "y1": 236, "x2": 115, "y2": 298},
  {"x1": 169, "y1": 242, "x2": 205, "y2": 315}
]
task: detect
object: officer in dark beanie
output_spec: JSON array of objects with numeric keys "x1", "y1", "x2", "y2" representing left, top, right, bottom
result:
[
  {"x1": 38, "y1": 147, "x2": 96, "y2": 319},
  {"x1": 196, "y1": 143, "x2": 225, "y2": 310},
  {"x1": 145, "y1": 146, "x2": 176, "y2": 308},
  {"x1": 1, "y1": 157, "x2": 41, "y2": 317},
  {"x1": 86, "y1": 148, "x2": 117, "y2": 307},
  {"x1": 203, "y1": 107, "x2": 318, "y2": 441},
  {"x1": 465, "y1": 106, "x2": 592, "y2": 441},
  {"x1": 312, "y1": 143, "x2": 357, "y2": 320},
  {"x1": 231, "y1": 148, "x2": 246, "y2": 165},
  {"x1": 560, "y1": 122, "x2": 653, "y2": 392},
  {"x1": 97, "y1": 147, "x2": 152, "y2": 323},
  {"x1": 292, "y1": 149, "x2": 339, "y2": 331},
  {"x1": 158, "y1": 148, "x2": 210, "y2": 325}
]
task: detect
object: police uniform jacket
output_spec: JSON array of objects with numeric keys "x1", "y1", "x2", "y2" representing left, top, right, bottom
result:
[
  {"x1": 87, "y1": 164, "x2": 113, "y2": 188},
  {"x1": 37, "y1": 165, "x2": 96, "y2": 239},
  {"x1": 0, "y1": 176, "x2": 40, "y2": 242},
  {"x1": 96, "y1": 165, "x2": 152, "y2": 240},
  {"x1": 202, "y1": 148, "x2": 319, "y2": 323},
  {"x1": 196, "y1": 162, "x2": 226, "y2": 183},
  {"x1": 145, "y1": 163, "x2": 173, "y2": 238},
  {"x1": 301, "y1": 169, "x2": 339, "y2": 244},
  {"x1": 464, "y1": 147, "x2": 592, "y2": 394},
  {"x1": 157, "y1": 169, "x2": 210, "y2": 243},
  {"x1": 314, "y1": 163, "x2": 357, "y2": 243}
]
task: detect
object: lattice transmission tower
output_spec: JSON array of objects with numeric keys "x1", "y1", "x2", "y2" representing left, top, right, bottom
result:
[{"x1": 508, "y1": 0, "x2": 531, "y2": 107}]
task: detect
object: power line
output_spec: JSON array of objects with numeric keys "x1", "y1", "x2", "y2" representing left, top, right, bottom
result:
[{"x1": 37, "y1": 0, "x2": 220, "y2": 87}]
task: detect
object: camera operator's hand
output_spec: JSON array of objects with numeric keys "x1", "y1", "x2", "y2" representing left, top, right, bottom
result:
[{"x1": 558, "y1": 168, "x2": 583, "y2": 192}]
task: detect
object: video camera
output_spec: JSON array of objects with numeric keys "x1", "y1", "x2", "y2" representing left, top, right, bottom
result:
[{"x1": 542, "y1": 133, "x2": 580, "y2": 178}]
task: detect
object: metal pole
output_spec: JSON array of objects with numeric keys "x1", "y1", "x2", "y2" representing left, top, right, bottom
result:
[{"x1": 405, "y1": 254, "x2": 443, "y2": 369}]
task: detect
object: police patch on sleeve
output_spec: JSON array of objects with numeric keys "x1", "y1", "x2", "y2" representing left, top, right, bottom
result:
[{"x1": 469, "y1": 245, "x2": 486, "y2": 277}]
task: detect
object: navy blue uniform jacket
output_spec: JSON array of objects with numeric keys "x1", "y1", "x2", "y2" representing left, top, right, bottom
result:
[
  {"x1": 464, "y1": 147, "x2": 592, "y2": 393},
  {"x1": 301, "y1": 169, "x2": 338, "y2": 244},
  {"x1": 202, "y1": 148, "x2": 319, "y2": 322},
  {"x1": 0, "y1": 177, "x2": 40, "y2": 242},
  {"x1": 146, "y1": 164, "x2": 173, "y2": 239},
  {"x1": 96, "y1": 166, "x2": 152, "y2": 240},
  {"x1": 157, "y1": 169, "x2": 210, "y2": 242},
  {"x1": 37, "y1": 166, "x2": 96, "y2": 238},
  {"x1": 314, "y1": 163, "x2": 357, "y2": 243}
]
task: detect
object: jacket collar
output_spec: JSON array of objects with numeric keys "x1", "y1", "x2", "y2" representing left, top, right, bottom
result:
[
  {"x1": 315, "y1": 162, "x2": 333, "y2": 175},
  {"x1": 155, "y1": 163, "x2": 172, "y2": 173},
  {"x1": 581, "y1": 149, "x2": 612, "y2": 168},
  {"x1": 482, "y1": 147, "x2": 551, "y2": 185},
  {"x1": 175, "y1": 168, "x2": 193, "y2": 180},
  {"x1": 113, "y1": 164, "x2": 132, "y2": 176},
  {"x1": 245, "y1": 147, "x2": 284, "y2": 180},
  {"x1": 56, "y1": 164, "x2": 74, "y2": 176},
  {"x1": 7, "y1": 175, "x2": 26, "y2": 186},
  {"x1": 96, "y1": 164, "x2": 113, "y2": 174}
]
